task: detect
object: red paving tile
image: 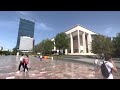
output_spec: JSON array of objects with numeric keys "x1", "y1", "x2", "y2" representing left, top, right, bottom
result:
[
  {"x1": 13, "y1": 58, "x2": 97, "y2": 79},
  {"x1": 0, "y1": 56, "x2": 120, "y2": 79}
]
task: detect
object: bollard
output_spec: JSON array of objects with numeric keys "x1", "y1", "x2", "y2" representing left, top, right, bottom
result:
[
  {"x1": 16, "y1": 52, "x2": 19, "y2": 57},
  {"x1": 51, "y1": 57, "x2": 53, "y2": 60}
]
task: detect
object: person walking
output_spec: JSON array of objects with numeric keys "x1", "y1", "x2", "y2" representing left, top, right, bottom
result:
[
  {"x1": 96, "y1": 54, "x2": 118, "y2": 79},
  {"x1": 40, "y1": 55, "x2": 42, "y2": 61},
  {"x1": 24, "y1": 54, "x2": 29, "y2": 72},
  {"x1": 17, "y1": 54, "x2": 25, "y2": 73},
  {"x1": 94, "y1": 57, "x2": 100, "y2": 71}
]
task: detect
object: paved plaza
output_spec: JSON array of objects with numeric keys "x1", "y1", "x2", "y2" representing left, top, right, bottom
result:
[{"x1": 0, "y1": 56, "x2": 120, "y2": 79}]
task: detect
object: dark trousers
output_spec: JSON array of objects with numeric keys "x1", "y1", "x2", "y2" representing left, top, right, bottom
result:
[
  {"x1": 24, "y1": 64, "x2": 28, "y2": 72},
  {"x1": 40, "y1": 58, "x2": 42, "y2": 61},
  {"x1": 18, "y1": 61, "x2": 24, "y2": 71}
]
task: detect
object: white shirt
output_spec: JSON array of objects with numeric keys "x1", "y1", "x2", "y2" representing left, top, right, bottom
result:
[
  {"x1": 94, "y1": 59, "x2": 98, "y2": 65},
  {"x1": 20, "y1": 56, "x2": 24, "y2": 62},
  {"x1": 104, "y1": 61, "x2": 114, "y2": 79},
  {"x1": 40, "y1": 55, "x2": 42, "y2": 58},
  {"x1": 17, "y1": 52, "x2": 19, "y2": 56}
]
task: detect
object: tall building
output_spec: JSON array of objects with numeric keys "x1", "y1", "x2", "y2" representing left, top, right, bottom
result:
[{"x1": 16, "y1": 18, "x2": 35, "y2": 49}]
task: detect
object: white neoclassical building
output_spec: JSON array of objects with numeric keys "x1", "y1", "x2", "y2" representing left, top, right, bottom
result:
[{"x1": 51, "y1": 24, "x2": 97, "y2": 55}]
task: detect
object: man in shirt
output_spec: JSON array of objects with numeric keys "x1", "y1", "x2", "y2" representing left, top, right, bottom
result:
[
  {"x1": 17, "y1": 54, "x2": 25, "y2": 73},
  {"x1": 96, "y1": 54, "x2": 118, "y2": 79},
  {"x1": 94, "y1": 57, "x2": 100, "y2": 71}
]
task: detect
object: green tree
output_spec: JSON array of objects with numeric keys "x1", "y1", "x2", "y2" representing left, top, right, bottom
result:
[
  {"x1": 12, "y1": 47, "x2": 18, "y2": 55},
  {"x1": 55, "y1": 32, "x2": 70, "y2": 55},
  {"x1": 91, "y1": 34, "x2": 114, "y2": 57},
  {"x1": 112, "y1": 33, "x2": 120, "y2": 57},
  {"x1": 34, "y1": 44, "x2": 39, "y2": 53},
  {"x1": 35, "y1": 39, "x2": 54, "y2": 55},
  {"x1": 0, "y1": 50, "x2": 3, "y2": 55}
]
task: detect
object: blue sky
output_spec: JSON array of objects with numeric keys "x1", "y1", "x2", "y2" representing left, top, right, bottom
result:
[{"x1": 0, "y1": 11, "x2": 120, "y2": 50}]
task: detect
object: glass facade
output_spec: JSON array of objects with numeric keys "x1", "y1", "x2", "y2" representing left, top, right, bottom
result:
[{"x1": 16, "y1": 18, "x2": 35, "y2": 49}]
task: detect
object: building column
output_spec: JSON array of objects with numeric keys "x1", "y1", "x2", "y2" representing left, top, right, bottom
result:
[
  {"x1": 53, "y1": 40, "x2": 56, "y2": 51},
  {"x1": 82, "y1": 32, "x2": 86, "y2": 53},
  {"x1": 78, "y1": 30, "x2": 80, "y2": 53},
  {"x1": 70, "y1": 33, "x2": 73, "y2": 53},
  {"x1": 87, "y1": 34, "x2": 92, "y2": 53},
  {"x1": 65, "y1": 49, "x2": 68, "y2": 55}
]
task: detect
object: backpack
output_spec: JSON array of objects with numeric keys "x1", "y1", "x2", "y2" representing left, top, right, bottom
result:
[{"x1": 101, "y1": 61, "x2": 110, "y2": 78}]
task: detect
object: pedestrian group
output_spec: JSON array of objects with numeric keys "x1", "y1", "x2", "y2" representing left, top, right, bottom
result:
[{"x1": 17, "y1": 54, "x2": 29, "y2": 73}]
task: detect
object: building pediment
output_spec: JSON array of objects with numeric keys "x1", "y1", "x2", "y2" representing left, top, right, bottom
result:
[{"x1": 65, "y1": 25, "x2": 96, "y2": 35}]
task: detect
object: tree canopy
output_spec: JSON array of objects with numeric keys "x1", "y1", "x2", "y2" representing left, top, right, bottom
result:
[
  {"x1": 55, "y1": 32, "x2": 70, "y2": 54},
  {"x1": 91, "y1": 34, "x2": 114, "y2": 56},
  {"x1": 112, "y1": 33, "x2": 120, "y2": 57},
  {"x1": 34, "y1": 39, "x2": 54, "y2": 55}
]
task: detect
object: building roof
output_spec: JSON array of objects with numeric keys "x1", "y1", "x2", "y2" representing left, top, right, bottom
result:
[
  {"x1": 51, "y1": 24, "x2": 99, "y2": 40},
  {"x1": 20, "y1": 17, "x2": 35, "y2": 23},
  {"x1": 64, "y1": 24, "x2": 98, "y2": 34}
]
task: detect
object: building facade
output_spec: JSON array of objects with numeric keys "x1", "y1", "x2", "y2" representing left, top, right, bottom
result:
[
  {"x1": 19, "y1": 36, "x2": 34, "y2": 52},
  {"x1": 52, "y1": 25, "x2": 97, "y2": 55},
  {"x1": 16, "y1": 18, "x2": 35, "y2": 49}
]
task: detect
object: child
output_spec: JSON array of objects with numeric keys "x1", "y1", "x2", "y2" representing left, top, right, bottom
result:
[{"x1": 24, "y1": 54, "x2": 29, "y2": 72}]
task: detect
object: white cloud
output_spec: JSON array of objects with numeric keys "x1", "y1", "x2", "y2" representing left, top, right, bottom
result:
[
  {"x1": 104, "y1": 24, "x2": 112, "y2": 28},
  {"x1": 103, "y1": 24, "x2": 113, "y2": 35},
  {"x1": 16, "y1": 11, "x2": 27, "y2": 15},
  {"x1": 105, "y1": 27, "x2": 112, "y2": 34},
  {"x1": 36, "y1": 22, "x2": 53, "y2": 31},
  {"x1": 15, "y1": 11, "x2": 35, "y2": 22}
]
